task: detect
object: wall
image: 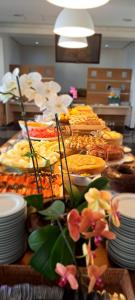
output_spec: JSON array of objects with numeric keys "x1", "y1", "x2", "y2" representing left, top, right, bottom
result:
[
  {"x1": 124, "y1": 42, "x2": 135, "y2": 127},
  {"x1": 56, "y1": 48, "x2": 127, "y2": 91},
  {"x1": 20, "y1": 45, "x2": 55, "y2": 65},
  {"x1": 2, "y1": 36, "x2": 21, "y2": 72},
  {"x1": 0, "y1": 37, "x2": 5, "y2": 81},
  {"x1": 20, "y1": 45, "x2": 127, "y2": 92}
]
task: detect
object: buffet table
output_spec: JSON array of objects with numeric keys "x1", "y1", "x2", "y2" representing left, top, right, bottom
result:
[
  {"x1": 5, "y1": 101, "x2": 131, "y2": 130},
  {"x1": 0, "y1": 132, "x2": 135, "y2": 296}
]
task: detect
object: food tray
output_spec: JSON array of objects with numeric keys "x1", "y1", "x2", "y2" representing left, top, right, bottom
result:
[{"x1": 0, "y1": 266, "x2": 134, "y2": 299}]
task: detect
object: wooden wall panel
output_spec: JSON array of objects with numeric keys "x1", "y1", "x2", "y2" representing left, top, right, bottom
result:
[
  {"x1": 87, "y1": 81, "x2": 131, "y2": 93},
  {"x1": 10, "y1": 65, "x2": 55, "y2": 81},
  {"x1": 87, "y1": 67, "x2": 132, "y2": 105},
  {"x1": 88, "y1": 68, "x2": 132, "y2": 81}
]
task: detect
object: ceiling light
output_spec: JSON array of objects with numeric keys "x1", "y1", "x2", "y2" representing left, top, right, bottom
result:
[
  {"x1": 13, "y1": 14, "x2": 24, "y2": 17},
  {"x1": 54, "y1": 8, "x2": 95, "y2": 38},
  {"x1": 58, "y1": 36, "x2": 88, "y2": 48},
  {"x1": 123, "y1": 18, "x2": 132, "y2": 22},
  {"x1": 35, "y1": 41, "x2": 39, "y2": 45},
  {"x1": 47, "y1": 0, "x2": 110, "y2": 9}
]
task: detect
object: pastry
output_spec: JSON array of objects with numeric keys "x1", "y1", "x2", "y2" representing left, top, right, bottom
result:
[
  {"x1": 102, "y1": 163, "x2": 135, "y2": 193},
  {"x1": 62, "y1": 154, "x2": 106, "y2": 175},
  {"x1": 101, "y1": 130, "x2": 123, "y2": 146},
  {"x1": 64, "y1": 135, "x2": 106, "y2": 156},
  {"x1": 87, "y1": 144, "x2": 124, "y2": 161}
]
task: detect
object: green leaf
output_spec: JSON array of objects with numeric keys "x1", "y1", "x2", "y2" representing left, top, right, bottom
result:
[
  {"x1": 50, "y1": 227, "x2": 75, "y2": 272},
  {"x1": 81, "y1": 177, "x2": 108, "y2": 200},
  {"x1": 39, "y1": 200, "x2": 65, "y2": 220},
  {"x1": 30, "y1": 226, "x2": 75, "y2": 281},
  {"x1": 65, "y1": 183, "x2": 82, "y2": 207},
  {"x1": 38, "y1": 154, "x2": 51, "y2": 168},
  {"x1": 29, "y1": 225, "x2": 60, "y2": 280},
  {"x1": 25, "y1": 194, "x2": 43, "y2": 210},
  {"x1": 23, "y1": 151, "x2": 35, "y2": 158},
  {"x1": 28, "y1": 225, "x2": 60, "y2": 252}
]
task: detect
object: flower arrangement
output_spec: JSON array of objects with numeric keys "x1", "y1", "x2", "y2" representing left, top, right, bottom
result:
[
  {"x1": 27, "y1": 177, "x2": 120, "y2": 296},
  {"x1": 0, "y1": 68, "x2": 73, "y2": 122},
  {"x1": 0, "y1": 68, "x2": 120, "y2": 297}
]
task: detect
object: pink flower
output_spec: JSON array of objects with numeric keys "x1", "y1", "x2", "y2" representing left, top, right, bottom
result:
[
  {"x1": 87, "y1": 264, "x2": 107, "y2": 293},
  {"x1": 55, "y1": 263, "x2": 79, "y2": 290},
  {"x1": 110, "y1": 199, "x2": 120, "y2": 228},
  {"x1": 67, "y1": 209, "x2": 81, "y2": 241}
]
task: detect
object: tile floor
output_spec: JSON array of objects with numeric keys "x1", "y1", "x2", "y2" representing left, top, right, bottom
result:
[{"x1": 0, "y1": 123, "x2": 135, "y2": 154}]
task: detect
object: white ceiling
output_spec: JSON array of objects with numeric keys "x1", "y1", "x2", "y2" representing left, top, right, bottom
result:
[
  {"x1": 0, "y1": 0, "x2": 135, "y2": 47},
  {"x1": 0, "y1": 0, "x2": 135, "y2": 27}
]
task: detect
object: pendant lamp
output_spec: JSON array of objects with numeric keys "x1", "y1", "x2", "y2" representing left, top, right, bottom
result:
[
  {"x1": 58, "y1": 36, "x2": 88, "y2": 48},
  {"x1": 47, "y1": 0, "x2": 110, "y2": 9},
  {"x1": 54, "y1": 8, "x2": 95, "y2": 37}
]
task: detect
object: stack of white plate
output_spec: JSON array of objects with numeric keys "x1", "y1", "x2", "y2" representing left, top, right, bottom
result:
[
  {"x1": 108, "y1": 193, "x2": 135, "y2": 270},
  {"x1": 0, "y1": 193, "x2": 27, "y2": 264}
]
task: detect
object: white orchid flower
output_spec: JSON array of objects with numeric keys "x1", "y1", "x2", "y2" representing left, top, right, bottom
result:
[
  {"x1": 1, "y1": 72, "x2": 17, "y2": 92},
  {"x1": 20, "y1": 72, "x2": 42, "y2": 89},
  {"x1": 13, "y1": 68, "x2": 20, "y2": 77},
  {"x1": 47, "y1": 94, "x2": 73, "y2": 116},
  {"x1": 0, "y1": 84, "x2": 14, "y2": 103},
  {"x1": 42, "y1": 110, "x2": 55, "y2": 122},
  {"x1": 27, "y1": 72, "x2": 42, "y2": 87},
  {"x1": 34, "y1": 81, "x2": 61, "y2": 100},
  {"x1": 34, "y1": 93, "x2": 47, "y2": 111},
  {"x1": 23, "y1": 88, "x2": 37, "y2": 102},
  {"x1": 44, "y1": 81, "x2": 61, "y2": 97}
]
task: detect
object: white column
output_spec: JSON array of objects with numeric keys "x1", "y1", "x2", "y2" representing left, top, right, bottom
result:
[
  {"x1": 0, "y1": 37, "x2": 5, "y2": 83},
  {"x1": 129, "y1": 66, "x2": 135, "y2": 128}
]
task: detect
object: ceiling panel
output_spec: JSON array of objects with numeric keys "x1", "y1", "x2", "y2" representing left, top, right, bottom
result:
[{"x1": 0, "y1": 0, "x2": 135, "y2": 27}]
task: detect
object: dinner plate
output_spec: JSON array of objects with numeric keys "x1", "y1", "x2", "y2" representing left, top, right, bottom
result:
[
  {"x1": 108, "y1": 243, "x2": 135, "y2": 262},
  {"x1": 110, "y1": 239, "x2": 135, "y2": 254},
  {"x1": 0, "y1": 193, "x2": 25, "y2": 217},
  {"x1": 108, "y1": 251, "x2": 135, "y2": 270},
  {"x1": 63, "y1": 171, "x2": 101, "y2": 186},
  {"x1": 113, "y1": 193, "x2": 135, "y2": 219},
  {"x1": 123, "y1": 146, "x2": 132, "y2": 154},
  {"x1": 107, "y1": 153, "x2": 134, "y2": 166}
]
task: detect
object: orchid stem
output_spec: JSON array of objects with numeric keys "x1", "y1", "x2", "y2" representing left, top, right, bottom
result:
[
  {"x1": 55, "y1": 114, "x2": 74, "y2": 204},
  {"x1": 55, "y1": 114, "x2": 66, "y2": 201},
  {"x1": 57, "y1": 219, "x2": 76, "y2": 266},
  {"x1": 16, "y1": 76, "x2": 40, "y2": 194}
]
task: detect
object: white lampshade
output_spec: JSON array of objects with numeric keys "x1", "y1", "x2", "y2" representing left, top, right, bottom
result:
[
  {"x1": 47, "y1": 0, "x2": 110, "y2": 9},
  {"x1": 54, "y1": 8, "x2": 95, "y2": 37},
  {"x1": 58, "y1": 36, "x2": 88, "y2": 48}
]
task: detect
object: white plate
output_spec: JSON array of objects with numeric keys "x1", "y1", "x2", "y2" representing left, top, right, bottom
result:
[
  {"x1": 0, "y1": 207, "x2": 27, "y2": 222},
  {"x1": 0, "y1": 193, "x2": 25, "y2": 217},
  {"x1": 108, "y1": 251, "x2": 135, "y2": 270},
  {"x1": 113, "y1": 193, "x2": 135, "y2": 219},
  {"x1": 63, "y1": 172, "x2": 101, "y2": 186},
  {"x1": 107, "y1": 153, "x2": 134, "y2": 166},
  {"x1": 123, "y1": 153, "x2": 134, "y2": 163},
  {"x1": 123, "y1": 146, "x2": 132, "y2": 154}
]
